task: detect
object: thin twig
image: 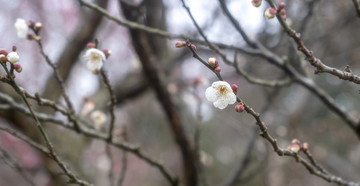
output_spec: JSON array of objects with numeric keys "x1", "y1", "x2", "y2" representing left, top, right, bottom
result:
[
  {"x1": 1, "y1": 63, "x2": 91, "y2": 186},
  {"x1": 34, "y1": 35, "x2": 81, "y2": 132},
  {"x1": 100, "y1": 69, "x2": 117, "y2": 141},
  {"x1": 185, "y1": 43, "x2": 360, "y2": 186},
  {"x1": 106, "y1": 144, "x2": 114, "y2": 186}
]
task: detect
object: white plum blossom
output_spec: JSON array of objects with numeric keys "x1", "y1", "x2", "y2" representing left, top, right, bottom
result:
[
  {"x1": 14, "y1": 18, "x2": 28, "y2": 38},
  {"x1": 205, "y1": 81, "x2": 236, "y2": 109},
  {"x1": 90, "y1": 110, "x2": 107, "y2": 129},
  {"x1": 83, "y1": 48, "x2": 106, "y2": 73},
  {"x1": 7, "y1": 52, "x2": 19, "y2": 63}
]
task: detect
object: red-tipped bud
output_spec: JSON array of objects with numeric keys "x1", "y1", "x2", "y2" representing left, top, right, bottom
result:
[
  {"x1": 13, "y1": 64, "x2": 22, "y2": 73},
  {"x1": 175, "y1": 41, "x2": 187, "y2": 48},
  {"x1": 191, "y1": 44, "x2": 197, "y2": 52},
  {"x1": 102, "y1": 49, "x2": 111, "y2": 59},
  {"x1": 231, "y1": 84, "x2": 238, "y2": 94},
  {"x1": 208, "y1": 57, "x2": 219, "y2": 68},
  {"x1": 0, "y1": 54, "x2": 7, "y2": 63},
  {"x1": 291, "y1": 138, "x2": 300, "y2": 144},
  {"x1": 235, "y1": 102, "x2": 245, "y2": 113},
  {"x1": 0, "y1": 48, "x2": 8, "y2": 56},
  {"x1": 264, "y1": 8, "x2": 277, "y2": 19},
  {"x1": 214, "y1": 67, "x2": 221, "y2": 73},
  {"x1": 251, "y1": 0, "x2": 262, "y2": 7},
  {"x1": 280, "y1": 9, "x2": 286, "y2": 19},
  {"x1": 34, "y1": 22, "x2": 42, "y2": 33},
  {"x1": 12, "y1": 46, "x2": 17, "y2": 52},
  {"x1": 287, "y1": 144, "x2": 300, "y2": 153},
  {"x1": 301, "y1": 143, "x2": 309, "y2": 151},
  {"x1": 86, "y1": 42, "x2": 96, "y2": 48},
  {"x1": 28, "y1": 20, "x2": 35, "y2": 29},
  {"x1": 277, "y1": 2, "x2": 285, "y2": 11}
]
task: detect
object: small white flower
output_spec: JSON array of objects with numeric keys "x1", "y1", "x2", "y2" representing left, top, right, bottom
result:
[
  {"x1": 205, "y1": 81, "x2": 236, "y2": 109},
  {"x1": 14, "y1": 18, "x2": 28, "y2": 38},
  {"x1": 90, "y1": 110, "x2": 107, "y2": 129},
  {"x1": 83, "y1": 48, "x2": 106, "y2": 73},
  {"x1": 7, "y1": 52, "x2": 19, "y2": 63}
]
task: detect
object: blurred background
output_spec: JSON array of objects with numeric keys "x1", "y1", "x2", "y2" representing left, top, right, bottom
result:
[{"x1": 0, "y1": 0, "x2": 360, "y2": 185}]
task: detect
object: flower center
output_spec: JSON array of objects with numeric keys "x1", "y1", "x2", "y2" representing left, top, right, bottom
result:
[
  {"x1": 90, "y1": 53, "x2": 102, "y2": 62},
  {"x1": 219, "y1": 85, "x2": 228, "y2": 95}
]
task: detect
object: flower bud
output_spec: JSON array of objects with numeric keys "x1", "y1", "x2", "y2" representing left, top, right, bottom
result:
[
  {"x1": 175, "y1": 41, "x2": 187, "y2": 48},
  {"x1": 251, "y1": 0, "x2": 262, "y2": 7},
  {"x1": 280, "y1": 9, "x2": 286, "y2": 19},
  {"x1": 0, "y1": 54, "x2": 7, "y2": 63},
  {"x1": 7, "y1": 52, "x2": 19, "y2": 63},
  {"x1": 214, "y1": 67, "x2": 221, "y2": 73},
  {"x1": 287, "y1": 144, "x2": 300, "y2": 153},
  {"x1": 191, "y1": 44, "x2": 197, "y2": 52},
  {"x1": 12, "y1": 45, "x2": 17, "y2": 52},
  {"x1": 13, "y1": 64, "x2": 22, "y2": 73},
  {"x1": 208, "y1": 57, "x2": 219, "y2": 68},
  {"x1": 301, "y1": 143, "x2": 309, "y2": 151},
  {"x1": 235, "y1": 102, "x2": 245, "y2": 113},
  {"x1": 102, "y1": 49, "x2": 111, "y2": 59},
  {"x1": 264, "y1": 8, "x2": 277, "y2": 19},
  {"x1": 291, "y1": 138, "x2": 300, "y2": 144},
  {"x1": 28, "y1": 20, "x2": 35, "y2": 29},
  {"x1": 231, "y1": 84, "x2": 238, "y2": 94},
  {"x1": 277, "y1": 2, "x2": 285, "y2": 11},
  {"x1": 0, "y1": 48, "x2": 8, "y2": 56},
  {"x1": 86, "y1": 42, "x2": 96, "y2": 48},
  {"x1": 34, "y1": 22, "x2": 42, "y2": 33}
]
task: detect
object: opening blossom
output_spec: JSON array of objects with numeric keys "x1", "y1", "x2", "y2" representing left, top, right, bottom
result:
[
  {"x1": 205, "y1": 81, "x2": 237, "y2": 109},
  {"x1": 83, "y1": 48, "x2": 106, "y2": 73},
  {"x1": 14, "y1": 18, "x2": 28, "y2": 38},
  {"x1": 7, "y1": 51, "x2": 19, "y2": 63}
]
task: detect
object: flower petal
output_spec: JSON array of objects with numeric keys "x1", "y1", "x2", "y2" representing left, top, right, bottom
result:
[
  {"x1": 205, "y1": 87, "x2": 218, "y2": 102},
  {"x1": 86, "y1": 60, "x2": 103, "y2": 71},
  {"x1": 213, "y1": 99, "x2": 227, "y2": 109},
  {"x1": 225, "y1": 92, "x2": 237, "y2": 104}
]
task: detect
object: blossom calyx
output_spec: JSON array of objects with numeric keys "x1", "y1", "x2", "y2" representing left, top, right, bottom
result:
[
  {"x1": 264, "y1": 8, "x2": 277, "y2": 19},
  {"x1": 205, "y1": 81, "x2": 237, "y2": 109},
  {"x1": 7, "y1": 52, "x2": 19, "y2": 63},
  {"x1": 251, "y1": 0, "x2": 262, "y2": 7}
]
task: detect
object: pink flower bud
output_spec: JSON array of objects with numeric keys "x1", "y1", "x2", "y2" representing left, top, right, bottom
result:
[
  {"x1": 0, "y1": 48, "x2": 8, "y2": 56},
  {"x1": 208, "y1": 57, "x2": 219, "y2": 68},
  {"x1": 235, "y1": 102, "x2": 245, "y2": 113},
  {"x1": 214, "y1": 67, "x2": 221, "y2": 73},
  {"x1": 87, "y1": 42, "x2": 96, "y2": 48},
  {"x1": 0, "y1": 54, "x2": 7, "y2": 63},
  {"x1": 251, "y1": 0, "x2": 262, "y2": 7},
  {"x1": 102, "y1": 49, "x2": 112, "y2": 58},
  {"x1": 175, "y1": 41, "x2": 187, "y2": 48},
  {"x1": 287, "y1": 144, "x2": 300, "y2": 153},
  {"x1": 280, "y1": 9, "x2": 286, "y2": 19},
  {"x1": 264, "y1": 8, "x2": 277, "y2": 19},
  {"x1": 12, "y1": 46, "x2": 17, "y2": 52},
  {"x1": 13, "y1": 64, "x2": 22, "y2": 73},
  {"x1": 231, "y1": 84, "x2": 238, "y2": 94},
  {"x1": 277, "y1": 2, "x2": 285, "y2": 11},
  {"x1": 291, "y1": 138, "x2": 300, "y2": 144},
  {"x1": 301, "y1": 143, "x2": 309, "y2": 151},
  {"x1": 191, "y1": 44, "x2": 197, "y2": 52}
]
